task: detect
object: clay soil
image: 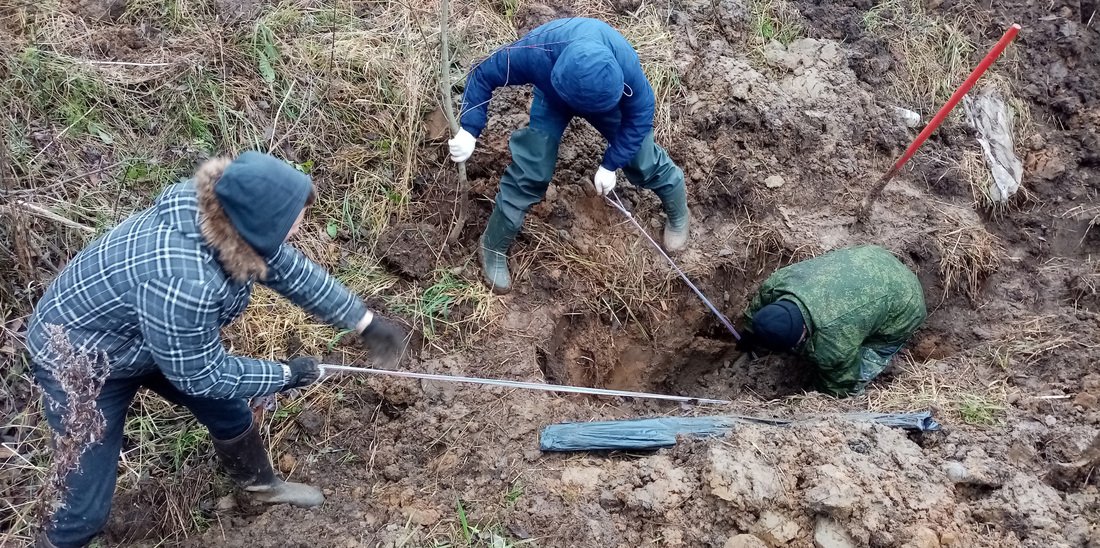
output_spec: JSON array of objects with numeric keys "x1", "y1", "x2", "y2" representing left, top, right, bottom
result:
[{"x1": 3, "y1": 0, "x2": 1099, "y2": 546}]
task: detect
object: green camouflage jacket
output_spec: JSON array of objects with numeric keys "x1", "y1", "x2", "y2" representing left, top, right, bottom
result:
[{"x1": 743, "y1": 245, "x2": 927, "y2": 397}]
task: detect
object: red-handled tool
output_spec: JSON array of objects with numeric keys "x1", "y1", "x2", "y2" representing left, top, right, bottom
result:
[{"x1": 858, "y1": 23, "x2": 1022, "y2": 222}]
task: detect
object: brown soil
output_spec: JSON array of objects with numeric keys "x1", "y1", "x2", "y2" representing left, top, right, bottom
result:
[
  {"x1": 7, "y1": 0, "x2": 1100, "y2": 545},
  {"x1": 184, "y1": 0, "x2": 1100, "y2": 543}
]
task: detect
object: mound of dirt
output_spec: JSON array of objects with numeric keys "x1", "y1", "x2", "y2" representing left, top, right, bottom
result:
[{"x1": 194, "y1": 412, "x2": 1098, "y2": 547}]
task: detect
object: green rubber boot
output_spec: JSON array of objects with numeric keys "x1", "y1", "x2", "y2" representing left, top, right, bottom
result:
[
  {"x1": 620, "y1": 132, "x2": 691, "y2": 252},
  {"x1": 479, "y1": 208, "x2": 520, "y2": 295},
  {"x1": 661, "y1": 181, "x2": 690, "y2": 253}
]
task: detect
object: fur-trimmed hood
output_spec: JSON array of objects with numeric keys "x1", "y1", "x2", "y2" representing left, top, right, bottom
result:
[{"x1": 192, "y1": 157, "x2": 269, "y2": 282}]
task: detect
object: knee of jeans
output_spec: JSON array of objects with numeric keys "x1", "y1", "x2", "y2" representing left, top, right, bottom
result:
[{"x1": 205, "y1": 408, "x2": 253, "y2": 440}]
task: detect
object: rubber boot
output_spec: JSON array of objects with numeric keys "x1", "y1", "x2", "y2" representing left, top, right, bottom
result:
[
  {"x1": 212, "y1": 419, "x2": 324, "y2": 507},
  {"x1": 618, "y1": 131, "x2": 691, "y2": 253},
  {"x1": 479, "y1": 207, "x2": 520, "y2": 295},
  {"x1": 34, "y1": 534, "x2": 57, "y2": 548},
  {"x1": 660, "y1": 181, "x2": 691, "y2": 253}
]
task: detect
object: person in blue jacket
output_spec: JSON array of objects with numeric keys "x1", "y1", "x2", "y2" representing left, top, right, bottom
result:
[{"x1": 448, "y1": 17, "x2": 690, "y2": 294}]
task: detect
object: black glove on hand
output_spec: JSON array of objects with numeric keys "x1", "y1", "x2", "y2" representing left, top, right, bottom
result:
[
  {"x1": 284, "y1": 356, "x2": 321, "y2": 390},
  {"x1": 360, "y1": 316, "x2": 407, "y2": 365}
]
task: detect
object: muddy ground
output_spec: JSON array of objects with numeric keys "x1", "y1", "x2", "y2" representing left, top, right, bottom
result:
[
  {"x1": 4, "y1": 0, "x2": 1100, "y2": 545},
  {"x1": 194, "y1": 0, "x2": 1100, "y2": 544}
]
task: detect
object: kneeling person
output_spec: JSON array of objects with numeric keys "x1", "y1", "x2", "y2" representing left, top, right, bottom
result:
[{"x1": 742, "y1": 245, "x2": 927, "y2": 397}]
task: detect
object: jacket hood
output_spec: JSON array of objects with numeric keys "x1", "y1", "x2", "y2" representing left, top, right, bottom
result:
[
  {"x1": 550, "y1": 40, "x2": 624, "y2": 114},
  {"x1": 180, "y1": 157, "x2": 270, "y2": 282},
  {"x1": 215, "y1": 151, "x2": 313, "y2": 258}
]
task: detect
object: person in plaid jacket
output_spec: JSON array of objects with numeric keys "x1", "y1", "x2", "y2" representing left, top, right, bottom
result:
[{"x1": 27, "y1": 152, "x2": 407, "y2": 548}]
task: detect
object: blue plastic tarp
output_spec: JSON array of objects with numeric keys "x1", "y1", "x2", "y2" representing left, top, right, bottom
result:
[{"x1": 539, "y1": 411, "x2": 940, "y2": 452}]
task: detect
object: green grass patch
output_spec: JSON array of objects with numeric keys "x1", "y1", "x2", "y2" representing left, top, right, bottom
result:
[
  {"x1": 958, "y1": 394, "x2": 1004, "y2": 426},
  {"x1": 388, "y1": 270, "x2": 495, "y2": 340}
]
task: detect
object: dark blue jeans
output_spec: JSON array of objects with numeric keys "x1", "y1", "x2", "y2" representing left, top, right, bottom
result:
[{"x1": 33, "y1": 364, "x2": 253, "y2": 548}]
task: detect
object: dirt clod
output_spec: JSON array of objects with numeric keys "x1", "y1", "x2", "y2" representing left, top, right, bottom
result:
[
  {"x1": 277, "y1": 453, "x2": 296, "y2": 474},
  {"x1": 295, "y1": 410, "x2": 324, "y2": 435},
  {"x1": 814, "y1": 517, "x2": 857, "y2": 548},
  {"x1": 725, "y1": 534, "x2": 769, "y2": 548}
]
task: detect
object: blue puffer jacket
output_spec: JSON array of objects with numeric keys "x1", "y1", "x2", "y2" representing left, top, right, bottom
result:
[{"x1": 459, "y1": 18, "x2": 656, "y2": 171}]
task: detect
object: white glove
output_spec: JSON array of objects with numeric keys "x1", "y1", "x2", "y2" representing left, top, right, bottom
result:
[
  {"x1": 593, "y1": 166, "x2": 617, "y2": 196},
  {"x1": 448, "y1": 129, "x2": 476, "y2": 163}
]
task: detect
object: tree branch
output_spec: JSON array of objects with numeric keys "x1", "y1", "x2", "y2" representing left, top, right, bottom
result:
[{"x1": 440, "y1": 0, "x2": 469, "y2": 245}]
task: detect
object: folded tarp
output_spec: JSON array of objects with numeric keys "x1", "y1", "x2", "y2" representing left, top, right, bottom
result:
[{"x1": 539, "y1": 411, "x2": 940, "y2": 452}]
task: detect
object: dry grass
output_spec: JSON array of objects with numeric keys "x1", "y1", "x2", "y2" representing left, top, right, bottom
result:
[
  {"x1": 960, "y1": 148, "x2": 999, "y2": 211},
  {"x1": 522, "y1": 217, "x2": 678, "y2": 339},
  {"x1": 1065, "y1": 256, "x2": 1100, "y2": 311},
  {"x1": 865, "y1": 355, "x2": 1010, "y2": 426},
  {"x1": 986, "y1": 314, "x2": 1072, "y2": 370},
  {"x1": 1062, "y1": 205, "x2": 1100, "y2": 246},
  {"x1": 866, "y1": 313, "x2": 1071, "y2": 426},
  {"x1": 619, "y1": 6, "x2": 682, "y2": 140},
  {"x1": 0, "y1": 0, "x2": 518, "y2": 302},
  {"x1": 1, "y1": 400, "x2": 52, "y2": 547},
  {"x1": 861, "y1": 0, "x2": 975, "y2": 115},
  {"x1": 227, "y1": 286, "x2": 345, "y2": 360},
  {"x1": 933, "y1": 214, "x2": 1005, "y2": 302},
  {"x1": 958, "y1": 147, "x2": 1038, "y2": 217},
  {"x1": 1070, "y1": 269, "x2": 1099, "y2": 310},
  {"x1": 727, "y1": 216, "x2": 820, "y2": 276}
]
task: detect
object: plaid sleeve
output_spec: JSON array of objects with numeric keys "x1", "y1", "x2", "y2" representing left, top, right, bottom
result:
[
  {"x1": 134, "y1": 277, "x2": 288, "y2": 399},
  {"x1": 263, "y1": 245, "x2": 369, "y2": 332}
]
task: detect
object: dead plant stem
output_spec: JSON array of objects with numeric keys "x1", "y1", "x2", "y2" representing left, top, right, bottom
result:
[
  {"x1": 7, "y1": 201, "x2": 96, "y2": 234},
  {"x1": 439, "y1": 0, "x2": 469, "y2": 245},
  {"x1": 28, "y1": 107, "x2": 93, "y2": 166}
]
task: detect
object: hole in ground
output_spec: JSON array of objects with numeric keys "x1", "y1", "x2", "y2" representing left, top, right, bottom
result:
[{"x1": 540, "y1": 307, "x2": 813, "y2": 400}]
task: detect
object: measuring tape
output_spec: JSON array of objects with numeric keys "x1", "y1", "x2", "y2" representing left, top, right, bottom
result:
[{"x1": 320, "y1": 363, "x2": 730, "y2": 405}]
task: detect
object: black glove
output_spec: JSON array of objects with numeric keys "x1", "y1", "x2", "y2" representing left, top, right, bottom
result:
[
  {"x1": 735, "y1": 332, "x2": 756, "y2": 354},
  {"x1": 284, "y1": 356, "x2": 321, "y2": 390},
  {"x1": 360, "y1": 316, "x2": 407, "y2": 365}
]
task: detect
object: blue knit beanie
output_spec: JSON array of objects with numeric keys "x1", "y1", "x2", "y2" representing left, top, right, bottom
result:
[
  {"x1": 751, "y1": 299, "x2": 806, "y2": 352},
  {"x1": 550, "y1": 40, "x2": 624, "y2": 114},
  {"x1": 215, "y1": 151, "x2": 313, "y2": 257}
]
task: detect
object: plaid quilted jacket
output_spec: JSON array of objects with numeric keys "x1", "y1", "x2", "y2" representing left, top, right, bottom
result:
[{"x1": 26, "y1": 158, "x2": 368, "y2": 399}]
